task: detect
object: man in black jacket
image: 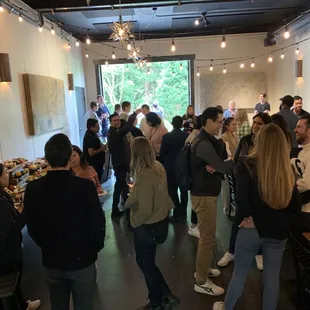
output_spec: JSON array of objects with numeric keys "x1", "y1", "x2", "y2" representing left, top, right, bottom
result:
[
  {"x1": 24, "y1": 134, "x2": 105, "y2": 310},
  {"x1": 190, "y1": 107, "x2": 233, "y2": 297},
  {"x1": 108, "y1": 110, "x2": 140, "y2": 218},
  {"x1": 160, "y1": 116, "x2": 188, "y2": 222}
]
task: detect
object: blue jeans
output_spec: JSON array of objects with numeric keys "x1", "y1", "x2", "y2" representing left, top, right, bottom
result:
[
  {"x1": 45, "y1": 264, "x2": 96, "y2": 310},
  {"x1": 224, "y1": 228, "x2": 286, "y2": 310}
]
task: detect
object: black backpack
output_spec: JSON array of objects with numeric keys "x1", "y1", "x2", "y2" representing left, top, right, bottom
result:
[{"x1": 174, "y1": 142, "x2": 192, "y2": 191}]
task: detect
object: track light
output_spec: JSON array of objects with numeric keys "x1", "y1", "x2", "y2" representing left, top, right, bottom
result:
[
  {"x1": 240, "y1": 63, "x2": 244, "y2": 69},
  {"x1": 18, "y1": 12, "x2": 23, "y2": 22},
  {"x1": 268, "y1": 55, "x2": 273, "y2": 63},
  {"x1": 51, "y1": 26, "x2": 55, "y2": 35},
  {"x1": 112, "y1": 48, "x2": 116, "y2": 59},
  {"x1": 127, "y1": 42, "x2": 132, "y2": 51},
  {"x1": 210, "y1": 60, "x2": 213, "y2": 71},
  {"x1": 296, "y1": 45, "x2": 300, "y2": 55},
  {"x1": 76, "y1": 40, "x2": 80, "y2": 47},
  {"x1": 197, "y1": 68, "x2": 200, "y2": 77},
  {"x1": 171, "y1": 38, "x2": 176, "y2": 52},
  {"x1": 223, "y1": 64, "x2": 227, "y2": 74},
  {"x1": 221, "y1": 33, "x2": 226, "y2": 48},
  {"x1": 281, "y1": 50, "x2": 285, "y2": 59},
  {"x1": 195, "y1": 19, "x2": 199, "y2": 26},
  {"x1": 251, "y1": 59, "x2": 255, "y2": 68},
  {"x1": 284, "y1": 25, "x2": 290, "y2": 39}
]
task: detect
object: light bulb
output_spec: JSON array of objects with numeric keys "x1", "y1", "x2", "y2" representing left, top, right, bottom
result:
[
  {"x1": 0, "y1": 5, "x2": 3, "y2": 12},
  {"x1": 284, "y1": 26, "x2": 290, "y2": 39},
  {"x1": 251, "y1": 59, "x2": 255, "y2": 68},
  {"x1": 268, "y1": 55, "x2": 273, "y2": 62},
  {"x1": 85, "y1": 52, "x2": 89, "y2": 58},
  {"x1": 76, "y1": 40, "x2": 80, "y2": 47},
  {"x1": 68, "y1": 43, "x2": 71, "y2": 49},
  {"x1": 171, "y1": 40, "x2": 176, "y2": 52},
  {"x1": 39, "y1": 26, "x2": 43, "y2": 32},
  {"x1": 195, "y1": 19, "x2": 199, "y2": 26},
  {"x1": 240, "y1": 63, "x2": 244, "y2": 69},
  {"x1": 179, "y1": 63, "x2": 183, "y2": 70},
  {"x1": 281, "y1": 51, "x2": 285, "y2": 59},
  {"x1": 147, "y1": 68, "x2": 151, "y2": 75},
  {"x1": 18, "y1": 13, "x2": 23, "y2": 22},
  {"x1": 51, "y1": 26, "x2": 55, "y2": 35},
  {"x1": 112, "y1": 52, "x2": 116, "y2": 59},
  {"x1": 223, "y1": 68, "x2": 227, "y2": 74},
  {"x1": 197, "y1": 68, "x2": 200, "y2": 77},
  {"x1": 86, "y1": 37, "x2": 91, "y2": 45},
  {"x1": 105, "y1": 60, "x2": 108, "y2": 65},
  {"x1": 296, "y1": 46, "x2": 300, "y2": 55},
  {"x1": 127, "y1": 42, "x2": 132, "y2": 51},
  {"x1": 221, "y1": 35, "x2": 226, "y2": 48},
  {"x1": 119, "y1": 28, "x2": 125, "y2": 36},
  {"x1": 210, "y1": 62, "x2": 214, "y2": 71}
]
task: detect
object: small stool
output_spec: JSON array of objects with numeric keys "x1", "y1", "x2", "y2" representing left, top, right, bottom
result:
[{"x1": 0, "y1": 271, "x2": 20, "y2": 310}]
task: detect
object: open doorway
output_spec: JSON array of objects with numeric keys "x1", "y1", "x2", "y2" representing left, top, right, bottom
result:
[{"x1": 97, "y1": 60, "x2": 191, "y2": 131}]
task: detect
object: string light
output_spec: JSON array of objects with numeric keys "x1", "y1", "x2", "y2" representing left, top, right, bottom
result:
[
  {"x1": 284, "y1": 25, "x2": 290, "y2": 39},
  {"x1": 195, "y1": 19, "x2": 199, "y2": 26},
  {"x1": 76, "y1": 40, "x2": 80, "y2": 47},
  {"x1": 268, "y1": 55, "x2": 273, "y2": 62},
  {"x1": 281, "y1": 50, "x2": 285, "y2": 59},
  {"x1": 112, "y1": 48, "x2": 116, "y2": 59},
  {"x1": 179, "y1": 63, "x2": 183, "y2": 70},
  {"x1": 67, "y1": 43, "x2": 71, "y2": 49},
  {"x1": 240, "y1": 63, "x2": 244, "y2": 69},
  {"x1": 18, "y1": 12, "x2": 23, "y2": 22},
  {"x1": 39, "y1": 26, "x2": 43, "y2": 32},
  {"x1": 105, "y1": 58, "x2": 109, "y2": 65},
  {"x1": 221, "y1": 33, "x2": 226, "y2": 48},
  {"x1": 223, "y1": 64, "x2": 227, "y2": 74},
  {"x1": 296, "y1": 45, "x2": 300, "y2": 55},
  {"x1": 210, "y1": 60, "x2": 214, "y2": 71},
  {"x1": 51, "y1": 26, "x2": 55, "y2": 35},
  {"x1": 127, "y1": 42, "x2": 132, "y2": 51},
  {"x1": 0, "y1": 4, "x2": 3, "y2": 12},
  {"x1": 171, "y1": 38, "x2": 176, "y2": 52},
  {"x1": 85, "y1": 51, "x2": 89, "y2": 58},
  {"x1": 86, "y1": 31, "x2": 91, "y2": 45},
  {"x1": 147, "y1": 67, "x2": 151, "y2": 75},
  {"x1": 197, "y1": 68, "x2": 200, "y2": 77},
  {"x1": 251, "y1": 59, "x2": 255, "y2": 68}
]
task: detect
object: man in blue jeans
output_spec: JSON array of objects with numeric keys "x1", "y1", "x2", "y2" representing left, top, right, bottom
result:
[{"x1": 24, "y1": 134, "x2": 106, "y2": 310}]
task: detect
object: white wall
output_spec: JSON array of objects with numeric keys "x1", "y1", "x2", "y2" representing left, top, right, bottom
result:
[
  {"x1": 274, "y1": 18, "x2": 310, "y2": 113},
  {"x1": 83, "y1": 33, "x2": 276, "y2": 113},
  {"x1": 0, "y1": 10, "x2": 85, "y2": 161}
]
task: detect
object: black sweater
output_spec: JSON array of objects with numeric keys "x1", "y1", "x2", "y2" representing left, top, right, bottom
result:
[
  {"x1": 0, "y1": 191, "x2": 23, "y2": 268},
  {"x1": 24, "y1": 170, "x2": 106, "y2": 271},
  {"x1": 235, "y1": 160, "x2": 301, "y2": 240}
]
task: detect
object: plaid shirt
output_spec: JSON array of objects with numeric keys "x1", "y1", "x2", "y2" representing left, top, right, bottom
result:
[{"x1": 237, "y1": 121, "x2": 251, "y2": 140}]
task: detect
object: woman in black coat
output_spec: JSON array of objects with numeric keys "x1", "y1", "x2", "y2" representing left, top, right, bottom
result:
[{"x1": 0, "y1": 163, "x2": 40, "y2": 310}]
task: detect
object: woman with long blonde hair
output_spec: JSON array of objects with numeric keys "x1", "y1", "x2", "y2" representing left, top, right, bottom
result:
[
  {"x1": 125, "y1": 137, "x2": 179, "y2": 310},
  {"x1": 235, "y1": 109, "x2": 251, "y2": 140},
  {"x1": 214, "y1": 124, "x2": 301, "y2": 310}
]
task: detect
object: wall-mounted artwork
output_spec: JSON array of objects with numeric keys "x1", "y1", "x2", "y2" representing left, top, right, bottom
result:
[{"x1": 23, "y1": 74, "x2": 68, "y2": 136}]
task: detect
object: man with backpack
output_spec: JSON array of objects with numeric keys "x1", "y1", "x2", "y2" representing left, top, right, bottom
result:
[
  {"x1": 190, "y1": 107, "x2": 233, "y2": 296},
  {"x1": 160, "y1": 116, "x2": 188, "y2": 222}
]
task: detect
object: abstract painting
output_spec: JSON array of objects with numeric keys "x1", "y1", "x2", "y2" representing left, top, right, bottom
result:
[{"x1": 23, "y1": 74, "x2": 68, "y2": 136}]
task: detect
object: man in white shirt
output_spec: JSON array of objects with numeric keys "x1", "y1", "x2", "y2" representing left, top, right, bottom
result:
[
  {"x1": 140, "y1": 104, "x2": 150, "y2": 136},
  {"x1": 85, "y1": 102, "x2": 100, "y2": 127},
  {"x1": 119, "y1": 101, "x2": 131, "y2": 121},
  {"x1": 292, "y1": 115, "x2": 310, "y2": 232}
]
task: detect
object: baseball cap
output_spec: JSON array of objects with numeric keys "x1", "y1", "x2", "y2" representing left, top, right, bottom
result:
[{"x1": 279, "y1": 95, "x2": 294, "y2": 108}]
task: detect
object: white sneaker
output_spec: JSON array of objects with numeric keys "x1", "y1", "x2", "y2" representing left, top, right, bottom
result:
[
  {"x1": 26, "y1": 300, "x2": 41, "y2": 310},
  {"x1": 194, "y1": 269, "x2": 221, "y2": 279},
  {"x1": 217, "y1": 252, "x2": 235, "y2": 267},
  {"x1": 255, "y1": 255, "x2": 263, "y2": 271},
  {"x1": 188, "y1": 226, "x2": 200, "y2": 238},
  {"x1": 194, "y1": 278, "x2": 225, "y2": 296},
  {"x1": 213, "y1": 301, "x2": 225, "y2": 310}
]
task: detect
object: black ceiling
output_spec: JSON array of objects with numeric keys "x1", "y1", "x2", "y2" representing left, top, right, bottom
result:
[{"x1": 22, "y1": 0, "x2": 310, "y2": 41}]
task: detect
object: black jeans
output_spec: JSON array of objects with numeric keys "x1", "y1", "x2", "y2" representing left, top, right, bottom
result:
[
  {"x1": 133, "y1": 220, "x2": 171, "y2": 306},
  {"x1": 167, "y1": 172, "x2": 188, "y2": 218},
  {"x1": 0, "y1": 260, "x2": 27, "y2": 310},
  {"x1": 113, "y1": 165, "x2": 129, "y2": 210}
]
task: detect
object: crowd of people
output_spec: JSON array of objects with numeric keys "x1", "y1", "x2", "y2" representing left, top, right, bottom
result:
[{"x1": 0, "y1": 92, "x2": 309, "y2": 310}]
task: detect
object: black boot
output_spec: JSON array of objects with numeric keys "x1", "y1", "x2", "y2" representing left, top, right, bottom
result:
[
  {"x1": 111, "y1": 206, "x2": 124, "y2": 218},
  {"x1": 162, "y1": 295, "x2": 180, "y2": 310}
]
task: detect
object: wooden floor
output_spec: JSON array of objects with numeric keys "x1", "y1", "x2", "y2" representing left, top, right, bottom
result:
[{"x1": 20, "y1": 177, "x2": 298, "y2": 310}]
